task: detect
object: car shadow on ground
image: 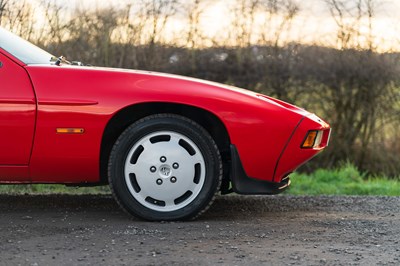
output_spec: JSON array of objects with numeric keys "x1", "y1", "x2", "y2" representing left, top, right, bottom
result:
[{"x1": 0, "y1": 194, "x2": 339, "y2": 221}]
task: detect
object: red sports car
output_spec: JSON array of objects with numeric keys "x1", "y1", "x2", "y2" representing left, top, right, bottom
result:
[{"x1": 0, "y1": 27, "x2": 331, "y2": 220}]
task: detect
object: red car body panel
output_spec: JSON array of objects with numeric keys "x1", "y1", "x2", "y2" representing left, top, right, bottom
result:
[
  {"x1": 273, "y1": 115, "x2": 331, "y2": 182},
  {"x1": 0, "y1": 52, "x2": 36, "y2": 166},
  {"x1": 0, "y1": 47, "x2": 330, "y2": 188}
]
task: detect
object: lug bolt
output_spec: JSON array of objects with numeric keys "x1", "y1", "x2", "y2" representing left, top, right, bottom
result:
[
  {"x1": 172, "y1": 163, "x2": 179, "y2": 169},
  {"x1": 160, "y1": 156, "x2": 167, "y2": 163},
  {"x1": 150, "y1": 166, "x2": 157, "y2": 173},
  {"x1": 156, "y1": 179, "x2": 163, "y2": 185},
  {"x1": 170, "y1": 176, "x2": 177, "y2": 183}
]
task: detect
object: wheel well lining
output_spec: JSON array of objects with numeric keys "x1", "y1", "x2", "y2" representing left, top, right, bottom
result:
[{"x1": 100, "y1": 103, "x2": 231, "y2": 184}]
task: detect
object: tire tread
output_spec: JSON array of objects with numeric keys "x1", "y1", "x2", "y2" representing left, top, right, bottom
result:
[{"x1": 108, "y1": 113, "x2": 222, "y2": 221}]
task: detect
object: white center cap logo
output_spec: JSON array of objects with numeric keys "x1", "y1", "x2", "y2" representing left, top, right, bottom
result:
[{"x1": 159, "y1": 165, "x2": 172, "y2": 178}]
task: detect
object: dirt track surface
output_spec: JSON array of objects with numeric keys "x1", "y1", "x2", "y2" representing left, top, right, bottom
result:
[{"x1": 0, "y1": 195, "x2": 399, "y2": 265}]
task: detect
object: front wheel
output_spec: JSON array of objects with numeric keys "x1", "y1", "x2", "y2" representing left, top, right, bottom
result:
[{"x1": 108, "y1": 114, "x2": 222, "y2": 221}]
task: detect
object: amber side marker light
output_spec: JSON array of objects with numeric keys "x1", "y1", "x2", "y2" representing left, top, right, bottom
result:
[
  {"x1": 301, "y1": 130, "x2": 319, "y2": 148},
  {"x1": 56, "y1": 128, "x2": 85, "y2": 134}
]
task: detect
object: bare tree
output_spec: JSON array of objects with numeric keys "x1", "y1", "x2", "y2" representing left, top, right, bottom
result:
[
  {"x1": 365, "y1": 0, "x2": 376, "y2": 50},
  {"x1": 229, "y1": 0, "x2": 260, "y2": 47},
  {"x1": 39, "y1": 0, "x2": 69, "y2": 47},
  {"x1": 258, "y1": 0, "x2": 299, "y2": 47},
  {"x1": 144, "y1": 0, "x2": 178, "y2": 45},
  {"x1": 182, "y1": 0, "x2": 207, "y2": 72},
  {"x1": 256, "y1": 0, "x2": 300, "y2": 101},
  {"x1": 324, "y1": 0, "x2": 379, "y2": 50},
  {"x1": 0, "y1": 0, "x2": 36, "y2": 40},
  {"x1": 185, "y1": 0, "x2": 206, "y2": 49},
  {"x1": 0, "y1": 0, "x2": 7, "y2": 25},
  {"x1": 139, "y1": 0, "x2": 179, "y2": 69}
]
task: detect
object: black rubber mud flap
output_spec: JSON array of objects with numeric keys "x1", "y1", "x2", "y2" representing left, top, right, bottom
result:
[{"x1": 230, "y1": 145, "x2": 290, "y2": 195}]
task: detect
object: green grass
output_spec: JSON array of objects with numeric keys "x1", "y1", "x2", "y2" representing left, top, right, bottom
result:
[
  {"x1": 287, "y1": 163, "x2": 400, "y2": 196},
  {"x1": 0, "y1": 163, "x2": 399, "y2": 196}
]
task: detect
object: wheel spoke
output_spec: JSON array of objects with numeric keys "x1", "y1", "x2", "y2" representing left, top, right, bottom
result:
[
  {"x1": 125, "y1": 163, "x2": 136, "y2": 174},
  {"x1": 123, "y1": 130, "x2": 206, "y2": 212},
  {"x1": 163, "y1": 198, "x2": 175, "y2": 208}
]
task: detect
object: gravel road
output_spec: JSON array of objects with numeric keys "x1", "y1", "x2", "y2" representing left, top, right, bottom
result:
[{"x1": 0, "y1": 194, "x2": 399, "y2": 265}]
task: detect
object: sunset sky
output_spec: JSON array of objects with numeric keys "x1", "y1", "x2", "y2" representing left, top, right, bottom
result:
[{"x1": 28, "y1": 0, "x2": 400, "y2": 51}]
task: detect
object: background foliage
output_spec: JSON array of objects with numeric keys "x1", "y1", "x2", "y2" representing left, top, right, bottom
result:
[{"x1": 1, "y1": 0, "x2": 399, "y2": 177}]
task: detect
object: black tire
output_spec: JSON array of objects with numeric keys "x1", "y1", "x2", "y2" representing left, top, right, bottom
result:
[{"x1": 108, "y1": 114, "x2": 222, "y2": 221}]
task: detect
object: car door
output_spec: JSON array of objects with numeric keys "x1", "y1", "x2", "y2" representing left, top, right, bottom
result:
[{"x1": 0, "y1": 51, "x2": 36, "y2": 170}]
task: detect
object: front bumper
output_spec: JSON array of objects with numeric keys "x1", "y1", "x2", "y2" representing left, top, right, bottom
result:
[
  {"x1": 273, "y1": 114, "x2": 331, "y2": 182},
  {"x1": 228, "y1": 113, "x2": 331, "y2": 194},
  {"x1": 230, "y1": 145, "x2": 291, "y2": 195}
]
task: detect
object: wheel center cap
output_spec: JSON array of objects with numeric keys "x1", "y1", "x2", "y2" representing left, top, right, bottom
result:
[{"x1": 159, "y1": 165, "x2": 172, "y2": 178}]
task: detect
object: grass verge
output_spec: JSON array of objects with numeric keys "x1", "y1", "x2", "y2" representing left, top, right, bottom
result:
[
  {"x1": 287, "y1": 163, "x2": 400, "y2": 196},
  {"x1": 0, "y1": 163, "x2": 398, "y2": 196}
]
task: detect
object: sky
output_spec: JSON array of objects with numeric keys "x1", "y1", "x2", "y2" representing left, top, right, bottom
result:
[
  {"x1": 28, "y1": 0, "x2": 400, "y2": 51},
  {"x1": 208, "y1": 0, "x2": 400, "y2": 50},
  {"x1": 295, "y1": 0, "x2": 400, "y2": 50}
]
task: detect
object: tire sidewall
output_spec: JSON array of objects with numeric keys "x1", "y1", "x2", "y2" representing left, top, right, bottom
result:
[{"x1": 109, "y1": 114, "x2": 221, "y2": 221}]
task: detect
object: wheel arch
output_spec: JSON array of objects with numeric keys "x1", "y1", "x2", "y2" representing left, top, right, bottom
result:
[{"x1": 100, "y1": 102, "x2": 231, "y2": 184}]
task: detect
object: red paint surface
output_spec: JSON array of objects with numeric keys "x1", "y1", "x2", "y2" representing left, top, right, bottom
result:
[
  {"x1": 0, "y1": 49, "x2": 330, "y2": 185},
  {"x1": 0, "y1": 52, "x2": 36, "y2": 169}
]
